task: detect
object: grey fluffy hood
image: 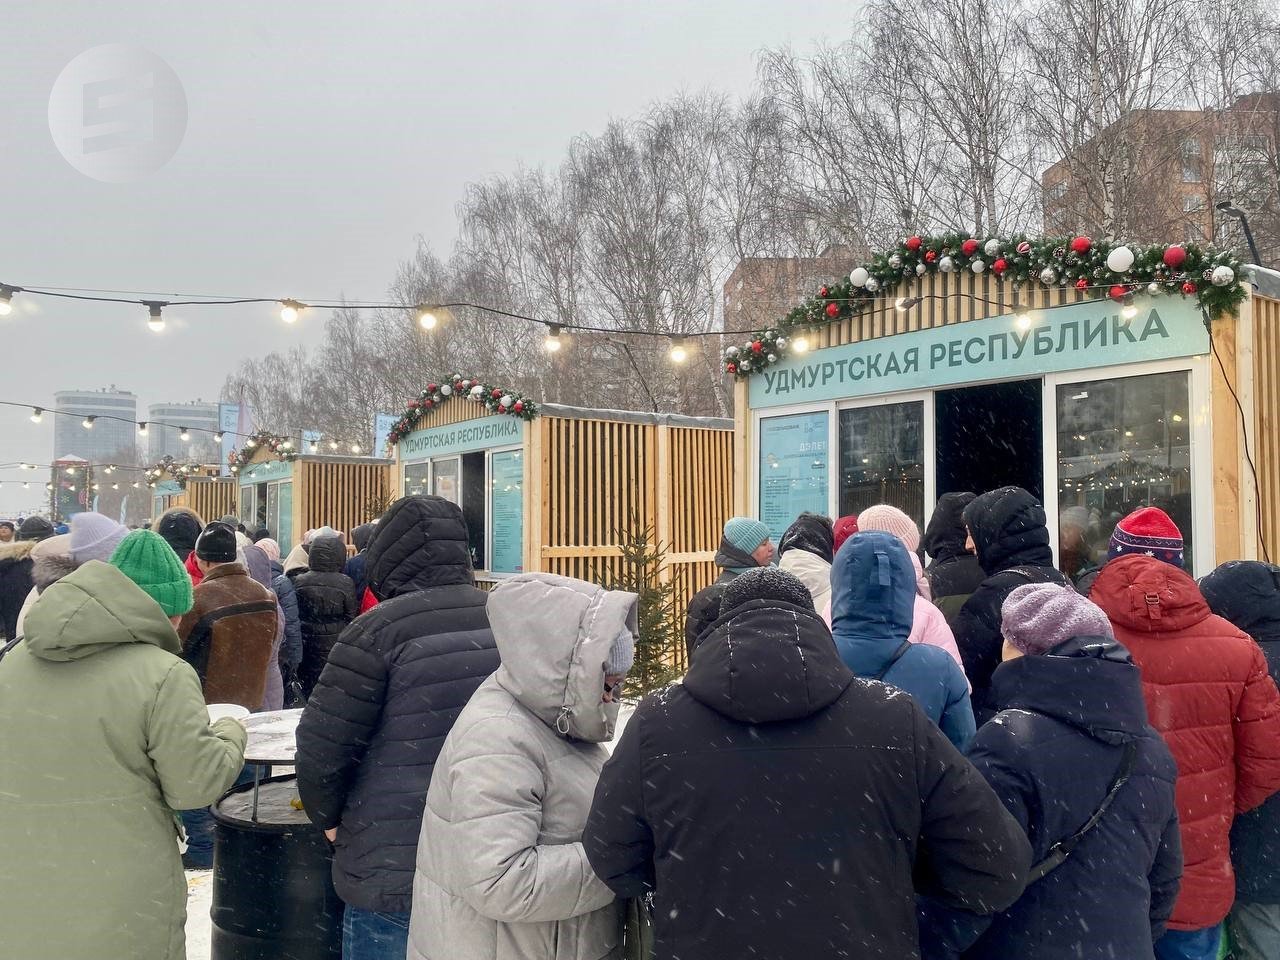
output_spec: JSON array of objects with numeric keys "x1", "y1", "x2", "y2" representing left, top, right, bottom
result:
[{"x1": 486, "y1": 573, "x2": 638, "y2": 743}]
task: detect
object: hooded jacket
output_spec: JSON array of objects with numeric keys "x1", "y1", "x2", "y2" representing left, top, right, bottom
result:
[
  {"x1": 177, "y1": 561, "x2": 279, "y2": 709},
  {"x1": 583, "y1": 583, "x2": 1031, "y2": 960},
  {"x1": 1091, "y1": 555, "x2": 1280, "y2": 930},
  {"x1": 1201, "y1": 561, "x2": 1280, "y2": 905},
  {"x1": 408, "y1": 574, "x2": 636, "y2": 960},
  {"x1": 776, "y1": 513, "x2": 834, "y2": 612},
  {"x1": 683, "y1": 537, "x2": 762, "y2": 657},
  {"x1": 296, "y1": 496, "x2": 498, "y2": 915},
  {"x1": 919, "y1": 636, "x2": 1182, "y2": 960},
  {"x1": 291, "y1": 534, "x2": 358, "y2": 698},
  {"x1": 344, "y1": 521, "x2": 375, "y2": 599},
  {"x1": 0, "y1": 539, "x2": 38, "y2": 639},
  {"x1": 0, "y1": 562, "x2": 246, "y2": 960},
  {"x1": 831, "y1": 532, "x2": 975, "y2": 750},
  {"x1": 272, "y1": 569, "x2": 303, "y2": 681},
  {"x1": 922, "y1": 492, "x2": 986, "y2": 604},
  {"x1": 14, "y1": 536, "x2": 77, "y2": 636},
  {"x1": 954, "y1": 487, "x2": 1068, "y2": 719},
  {"x1": 241, "y1": 543, "x2": 285, "y2": 711}
]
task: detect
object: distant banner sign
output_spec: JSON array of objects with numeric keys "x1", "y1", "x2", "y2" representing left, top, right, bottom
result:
[
  {"x1": 748, "y1": 298, "x2": 1210, "y2": 409},
  {"x1": 373, "y1": 414, "x2": 398, "y2": 457},
  {"x1": 218, "y1": 404, "x2": 239, "y2": 477},
  {"x1": 400, "y1": 416, "x2": 523, "y2": 460}
]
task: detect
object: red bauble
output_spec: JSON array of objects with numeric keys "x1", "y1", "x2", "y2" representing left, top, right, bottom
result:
[
  {"x1": 513, "y1": 400, "x2": 524, "y2": 413},
  {"x1": 906, "y1": 236, "x2": 923, "y2": 251},
  {"x1": 819, "y1": 286, "x2": 829, "y2": 297},
  {"x1": 491, "y1": 388, "x2": 502, "y2": 399},
  {"x1": 1017, "y1": 241, "x2": 1032, "y2": 255},
  {"x1": 427, "y1": 383, "x2": 437, "y2": 393},
  {"x1": 1163, "y1": 245, "x2": 1188, "y2": 269},
  {"x1": 408, "y1": 400, "x2": 419, "y2": 409},
  {"x1": 1075, "y1": 277, "x2": 1090, "y2": 290},
  {"x1": 1109, "y1": 284, "x2": 1129, "y2": 302},
  {"x1": 993, "y1": 258, "x2": 1008, "y2": 274},
  {"x1": 751, "y1": 340, "x2": 763, "y2": 353},
  {"x1": 825, "y1": 302, "x2": 840, "y2": 318},
  {"x1": 1071, "y1": 236, "x2": 1092, "y2": 254},
  {"x1": 424, "y1": 399, "x2": 434, "y2": 408},
  {"x1": 925, "y1": 250, "x2": 938, "y2": 263},
  {"x1": 962, "y1": 238, "x2": 980, "y2": 256},
  {"x1": 726, "y1": 362, "x2": 738, "y2": 374},
  {"x1": 1181, "y1": 281, "x2": 1197, "y2": 295}
]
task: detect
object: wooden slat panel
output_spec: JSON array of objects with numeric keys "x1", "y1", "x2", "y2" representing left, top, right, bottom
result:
[{"x1": 1254, "y1": 295, "x2": 1280, "y2": 561}]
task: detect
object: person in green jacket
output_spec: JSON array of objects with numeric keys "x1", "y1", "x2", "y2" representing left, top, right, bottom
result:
[{"x1": 0, "y1": 530, "x2": 248, "y2": 960}]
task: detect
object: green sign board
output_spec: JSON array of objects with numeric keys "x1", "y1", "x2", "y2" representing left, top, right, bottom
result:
[
  {"x1": 759, "y1": 410, "x2": 830, "y2": 546},
  {"x1": 400, "y1": 416, "x2": 524, "y2": 460},
  {"x1": 489, "y1": 450, "x2": 524, "y2": 574},
  {"x1": 749, "y1": 297, "x2": 1210, "y2": 409}
]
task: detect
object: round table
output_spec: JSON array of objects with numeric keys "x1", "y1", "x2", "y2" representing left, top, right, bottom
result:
[{"x1": 241, "y1": 708, "x2": 303, "y2": 822}]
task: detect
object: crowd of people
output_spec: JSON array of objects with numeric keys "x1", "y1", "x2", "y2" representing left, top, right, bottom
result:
[{"x1": 2, "y1": 484, "x2": 1280, "y2": 960}]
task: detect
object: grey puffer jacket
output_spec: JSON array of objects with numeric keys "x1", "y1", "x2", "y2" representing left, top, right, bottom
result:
[{"x1": 408, "y1": 573, "x2": 636, "y2": 960}]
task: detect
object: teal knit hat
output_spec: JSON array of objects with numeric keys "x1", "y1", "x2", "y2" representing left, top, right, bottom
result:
[
  {"x1": 110, "y1": 529, "x2": 195, "y2": 617},
  {"x1": 724, "y1": 516, "x2": 771, "y2": 556}
]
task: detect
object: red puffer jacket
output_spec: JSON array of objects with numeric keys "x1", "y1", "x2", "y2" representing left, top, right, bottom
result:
[{"x1": 1091, "y1": 555, "x2": 1280, "y2": 930}]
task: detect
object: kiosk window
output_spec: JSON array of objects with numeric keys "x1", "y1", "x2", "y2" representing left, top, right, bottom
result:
[
  {"x1": 404, "y1": 462, "x2": 430, "y2": 497},
  {"x1": 433, "y1": 458, "x2": 460, "y2": 504},
  {"x1": 462, "y1": 453, "x2": 486, "y2": 570},
  {"x1": 275, "y1": 481, "x2": 293, "y2": 552},
  {"x1": 1056, "y1": 371, "x2": 1193, "y2": 579},
  {"x1": 239, "y1": 485, "x2": 255, "y2": 525},
  {"x1": 758, "y1": 411, "x2": 830, "y2": 545},
  {"x1": 490, "y1": 450, "x2": 524, "y2": 574},
  {"x1": 839, "y1": 402, "x2": 924, "y2": 528}
]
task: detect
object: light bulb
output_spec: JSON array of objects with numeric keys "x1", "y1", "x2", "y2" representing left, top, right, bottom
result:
[
  {"x1": 82, "y1": 416, "x2": 95, "y2": 430},
  {"x1": 1121, "y1": 304, "x2": 1138, "y2": 319},
  {"x1": 309, "y1": 442, "x2": 318, "y2": 453},
  {"x1": 65, "y1": 466, "x2": 76, "y2": 475},
  {"x1": 179, "y1": 429, "x2": 191, "y2": 442},
  {"x1": 138, "y1": 421, "x2": 148, "y2": 435},
  {"x1": 669, "y1": 337, "x2": 688, "y2": 364},
  {"x1": 793, "y1": 335, "x2": 811, "y2": 354},
  {"x1": 214, "y1": 432, "x2": 224, "y2": 443},
  {"x1": 30, "y1": 407, "x2": 43, "y2": 424},
  {"x1": 280, "y1": 300, "x2": 303, "y2": 324},
  {"x1": 544, "y1": 324, "x2": 563, "y2": 353},
  {"x1": 22, "y1": 482, "x2": 29, "y2": 490},
  {"x1": 328, "y1": 439, "x2": 339, "y2": 450},
  {"x1": 132, "y1": 482, "x2": 140, "y2": 488},
  {"x1": 147, "y1": 302, "x2": 165, "y2": 333},
  {"x1": 1014, "y1": 312, "x2": 1033, "y2": 332},
  {"x1": 418, "y1": 308, "x2": 438, "y2": 330},
  {"x1": 351, "y1": 444, "x2": 361, "y2": 454},
  {"x1": 112, "y1": 483, "x2": 119, "y2": 490}
]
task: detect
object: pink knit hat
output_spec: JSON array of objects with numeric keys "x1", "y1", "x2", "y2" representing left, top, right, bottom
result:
[
  {"x1": 1001, "y1": 583, "x2": 1114, "y2": 656},
  {"x1": 857, "y1": 505, "x2": 921, "y2": 553}
]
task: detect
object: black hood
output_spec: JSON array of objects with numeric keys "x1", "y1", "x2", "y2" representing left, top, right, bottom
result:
[
  {"x1": 685, "y1": 596, "x2": 853, "y2": 724},
  {"x1": 156, "y1": 508, "x2": 203, "y2": 559},
  {"x1": 990, "y1": 635, "x2": 1149, "y2": 744},
  {"x1": 1201, "y1": 560, "x2": 1280, "y2": 644},
  {"x1": 351, "y1": 522, "x2": 375, "y2": 552},
  {"x1": 963, "y1": 486, "x2": 1054, "y2": 574},
  {"x1": 714, "y1": 537, "x2": 760, "y2": 572},
  {"x1": 306, "y1": 534, "x2": 347, "y2": 574},
  {"x1": 777, "y1": 513, "x2": 834, "y2": 565},
  {"x1": 366, "y1": 495, "x2": 473, "y2": 600},
  {"x1": 922, "y1": 492, "x2": 976, "y2": 564}
]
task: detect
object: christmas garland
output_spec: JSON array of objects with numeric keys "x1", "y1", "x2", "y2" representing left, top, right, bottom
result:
[
  {"x1": 384, "y1": 374, "x2": 538, "y2": 453},
  {"x1": 146, "y1": 456, "x2": 204, "y2": 489},
  {"x1": 725, "y1": 235, "x2": 1248, "y2": 379},
  {"x1": 227, "y1": 430, "x2": 298, "y2": 473}
]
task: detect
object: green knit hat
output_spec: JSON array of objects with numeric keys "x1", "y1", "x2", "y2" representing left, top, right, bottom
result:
[{"x1": 109, "y1": 530, "x2": 194, "y2": 617}]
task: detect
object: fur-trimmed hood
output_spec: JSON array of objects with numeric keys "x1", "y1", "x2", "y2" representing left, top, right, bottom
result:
[
  {"x1": 32, "y1": 551, "x2": 77, "y2": 592},
  {"x1": 0, "y1": 540, "x2": 37, "y2": 570}
]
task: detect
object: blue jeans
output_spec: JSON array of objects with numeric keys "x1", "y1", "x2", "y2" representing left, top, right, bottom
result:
[
  {"x1": 343, "y1": 906, "x2": 409, "y2": 960},
  {"x1": 180, "y1": 763, "x2": 256, "y2": 870},
  {"x1": 1154, "y1": 925, "x2": 1222, "y2": 960},
  {"x1": 1231, "y1": 902, "x2": 1280, "y2": 960}
]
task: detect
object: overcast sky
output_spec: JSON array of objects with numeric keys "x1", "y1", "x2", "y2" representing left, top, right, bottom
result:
[{"x1": 0, "y1": 0, "x2": 854, "y2": 516}]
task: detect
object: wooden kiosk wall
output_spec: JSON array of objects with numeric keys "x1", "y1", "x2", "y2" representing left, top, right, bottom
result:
[
  {"x1": 238, "y1": 449, "x2": 393, "y2": 543},
  {"x1": 186, "y1": 476, "x2": 238, "y2": 522},
  {"x1": 1251, "y1": 286, "x2": 1280, "y2": 562},
  {"x1": 733, "y1": 271, "x2": 1258, "y2": 566},
  {"x1": 395, "y1": 403, "x2": 734, "y2": 667}
]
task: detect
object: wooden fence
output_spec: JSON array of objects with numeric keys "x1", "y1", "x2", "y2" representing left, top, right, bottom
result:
[
  {"x1": 296, "y1": 459, "x2": 393, "y2": 541},
  {"x1": 186, "y1": 477, "x2": 237, "y2": 523}
]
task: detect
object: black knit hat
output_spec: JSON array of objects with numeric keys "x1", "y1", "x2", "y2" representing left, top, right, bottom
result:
[
  {"x1": 195, "y1": 521, "x2": 238, "y2": 563},
  {"x1": 17, "y1": 516, "x2": 55, "y2": 542},
  {"x1": 720, "y1": 566, "x2": 813, "y2": 617},
  {"x1": 157, "y1": 509, "x2": 203, "y2": 558}
]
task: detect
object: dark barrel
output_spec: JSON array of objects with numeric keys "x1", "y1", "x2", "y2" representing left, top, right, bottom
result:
[{"x1": 210, "y1": 774, "x2": 343, "y2": 960}]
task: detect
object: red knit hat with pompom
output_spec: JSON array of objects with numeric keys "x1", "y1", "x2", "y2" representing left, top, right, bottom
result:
[
  {"x1": 1108, "y1": 507, "x2": 1184, "y2": 568},
  {"x1": 833, "y1": 515, "x2": 860, "y2": 554}
]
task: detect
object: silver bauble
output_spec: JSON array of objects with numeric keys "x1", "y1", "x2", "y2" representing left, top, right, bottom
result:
[
  {"x1": 1147, "y1": 282, "x2": 1161, "y2": 296},
  {"x1": 1039, "y1": 267, "x2": 1057, "y2": 285},
  {"x1": 726, "y1": 345, "x2": 740, "y2": 358},
  {"x1": 916, "y1": 263, "x2": 927, "y2": 276},
  {"x1": 984, "y1": 239, "x2": 1001, "y2": 256},
  {"x1": 971, "y1": 259, "x2": 986, "y2": 274},
  {"x1": 774, "y1": 336, "x2": 788, "y2": 350},
  {"x1": 865, "y1": 277, "x2": 881, "y2": 293},
  {"x1": 1211, "y1": 265, "x2": 1235, "y2": 287},
  {"x1": 888, "y1": 254, "x2": 902, "y2": 269},
  {"x1": 767, "y1": 353, "x2": 778, "y2": 363},
  {"x1": 939, "y1": 256, "x2": 956, "y2": 273}
]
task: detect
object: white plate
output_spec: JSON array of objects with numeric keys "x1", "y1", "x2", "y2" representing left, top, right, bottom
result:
[{"x1": 207, "y1": 703, "x2": 251, "y2": 723}]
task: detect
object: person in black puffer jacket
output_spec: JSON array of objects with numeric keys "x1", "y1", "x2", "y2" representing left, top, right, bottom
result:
[
  {"x1": 922, "y1": 492, "x2": 986, "y2": 620},
  {"x1": 953, "y1": 487, "x2": 1068, "y2": 721},
  {"x1": 295, "y1": 495, "x2": 499, "y2": 955},
  {"x1": 585, "y1": 566, "x2": 1031, "y2": 960},
  {"x1": 683, "y1": 516, "x2": 774, "y2": 658},
  {"x1": 292, "y1": 534, "x2": 358, "y2": 697},
  {"x1": 1200, "y1": 560, "x2": 1280, "y2": 960},
  {"x1": 919, "y1": 583, "x2": 1181, "y2": 960},
  {"x1": 344, "y1": 521, "x2": 375, "y2": 601}
]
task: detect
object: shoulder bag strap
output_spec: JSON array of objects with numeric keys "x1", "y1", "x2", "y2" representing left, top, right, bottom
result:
[
  {"x1": 1026, "y1": 740, "x2": 1139, "y2": 884},
  {"x1": 874, "y1": 639, "x2": 914, "y2": 681},
  {"x1": 0, "y1": 635, "x2": 22, "y2": 664}
]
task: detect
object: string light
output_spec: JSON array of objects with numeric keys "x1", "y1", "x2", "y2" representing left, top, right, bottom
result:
[
  {"x1": 417, "y1": 307, "x2": 438, "y2": 330},
  {"x1": 82, "y1": 416, "x2": 96, "y2": 430},
  {"x1": 544, "y1": 324, "x2": 563, "y2": 353},
  {"x1": 328, "y1": 439, "x2": 339, "y2": 451},
  {"x1": 792, "y1": 334, "x2": 811, "y2": 354},
  {"x1": 146, "y1": 301, "x2": 166, "y2": 333},
  {"x1": 138, "y1": 421, "x2": 148, "y2": 435},
  {"x1": 0, "y1": 284, "x2": 17, "y2": 316},
  {"x1": 668, "y1": 336, "x2": 687, "y2": 364},
  {"x1": 279, "y1": 299, "x2": 304, "y2": 324},
  {"x1": 214, "y1": 431, "x2": 224, "y2": 443},
  {"x1": 22, "y1": 482, "x2": 29, "y2": 489},
  {"x1": 30, "y1": 407, "x2": 43, "y2": 424},
  {"x1": 350, "y1": 443, "x2": 361, "y2": 454},
  {"x1": 179, "y1": 429, "x2": 191, "y2": 442}
]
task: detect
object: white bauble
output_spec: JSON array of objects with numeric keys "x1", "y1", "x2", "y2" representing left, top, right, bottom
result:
[
  {"x1": 971, "y1": 259, "x2": 986, "y2": 274},
  {"x1": 849, "y1": 266, "x2": 870, "y2": 287},
  {"x1": 865, "y1": 277, "x2": 881, "y2": 293},
  {"x1": 888, "y1": 254, "x2": 902, "y2": 269},
  {"x1": 939, "y1": 256, "x2": 956, "y2": 273},
  {"x1": 440, "y1": 384, "x2": 452, "y2": 396},
  {"x1": 1147, "y1": 282, "x2": 1161, "y2": 296},
  {"x1": 916, "y1": 263, "x2": 927, "y2": 276},
  {"x1": 774, "y1": 336, "x2": 788, "y2": 350},
  {"x1": 767, "y1": 353, "x2": 777, "y2": 363},
  {"x1": 499, "y1": 394, "x2": 513, "y2": 408},
  {"x1": 1039, "y1": 267, "x2": 1057, "y2": 285},
  {"x1": 1211, "y1": 265, "x2": 1236, "y2": 287},
  {"x1": 1105, "y1": 245, "x2": 1135, "y2": 273},
  {"x1": 470, "y1": 384, "x2": 485, "y2": 398},
  {"x1": 726, "y1": 345, "x2": 740, "y2": 358},
  {"x1": 984, "y1": 238, "x2": 1001, "y2": 256}
]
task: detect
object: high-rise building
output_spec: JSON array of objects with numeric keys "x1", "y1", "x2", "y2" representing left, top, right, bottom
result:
[
  {"x1": 53, "y1": 388, "x2": 138, "y2": 465},
  {"x1": 147, "y1": 401, "x2": 221, "y2": 464},
  {"x1": 723, "y1": 245, "x2": 868, "y2": 337}
]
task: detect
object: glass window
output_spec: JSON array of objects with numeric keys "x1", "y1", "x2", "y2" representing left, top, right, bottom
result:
[
  {"x1": 1056, "y1": 371, "x2": 1193, "y2": 580},
  {"x1": 462, "y1": 453, "x2": 486, "y2": 569},
  {"x1": 758, "y1": 411, "x2": 830, "y2": 545},
  {"x1": 433, "y1": 457, "x2": 460, "y2": 504},
  {"x1": 276, "y1": 481, "x2": 293, "y2": 552},
  {"x1": 239, "y1": 484, "x2": 255, "y2": 524},
  {"x1": 490, "y1": 450, "x2": 524, "y2": 574},
  {"x1": 839, "y1": 402, "x2": 925, "y2": 528},
  {"x1": 266, "y1": 482, "x2": 279, "y2": 538},
  {"x1": 404, "y1": 461, "x2": 430, "y2": 497}
]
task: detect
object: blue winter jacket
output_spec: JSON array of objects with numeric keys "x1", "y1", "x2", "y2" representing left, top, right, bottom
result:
[
  {"x1": 831, "y1": 531, "x2": 975, "y2": 751},
  {"x1": 919, "y1": 635, "x2": 1183, "y2": 960}
]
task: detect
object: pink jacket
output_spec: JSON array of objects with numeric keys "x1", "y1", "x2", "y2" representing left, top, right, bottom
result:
[{"x1": 823, "y1": 553, "x2": 969, "y2": 689}]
